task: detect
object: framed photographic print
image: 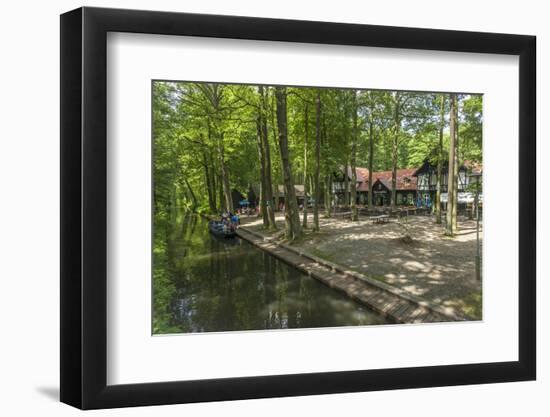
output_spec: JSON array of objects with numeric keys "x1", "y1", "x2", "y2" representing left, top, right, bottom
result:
[{"x1": 60, "y1": 6, "x2": 536, "y2": 409}]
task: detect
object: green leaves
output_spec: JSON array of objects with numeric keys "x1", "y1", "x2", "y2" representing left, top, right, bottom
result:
[{"x1": 152, "y1": 81, "x2": 482, "y2": 214}]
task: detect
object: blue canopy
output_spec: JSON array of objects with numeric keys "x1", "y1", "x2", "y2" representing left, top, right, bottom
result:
[{"x1": 239, "y1": 199, "x2": 250, "y2": 206}]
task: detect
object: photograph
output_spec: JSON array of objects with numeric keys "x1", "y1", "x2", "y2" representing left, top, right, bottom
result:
[
  {"x1": 152, "y1": 81, "x2": 484, "y2": 334},
  {"x1": 51, "y1": 2, "x2": 540, "y2": 412}
]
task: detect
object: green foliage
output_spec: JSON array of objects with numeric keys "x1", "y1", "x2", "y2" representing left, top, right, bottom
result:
[
  {"x1": 152, "y1": 82, "x2": 482, "y2": 214},
  {"x1": 152, "y1": 211, "x2": 180, "y2": 334},
  {"x1": 152, "y1": 84, "x2": 483, "y2": 331},
  {"x1": 459, "y1": 94, "x2": 483, "y2": 162}
]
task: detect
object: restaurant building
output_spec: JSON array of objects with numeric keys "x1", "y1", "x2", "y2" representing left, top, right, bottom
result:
[
  {"x1": 333, "y1": 167, "x2": 417, "y2": 206},
  {"x1": 413, "y1": 159, "x2": 482, "y2": 205},
  {"x1": 333, "y1": 160, "x2": 481, "y2": 207}
]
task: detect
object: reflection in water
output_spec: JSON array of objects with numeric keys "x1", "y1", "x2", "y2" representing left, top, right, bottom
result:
[{"x1": 153, "y1": 213, "x2": 388, "y2": 334}]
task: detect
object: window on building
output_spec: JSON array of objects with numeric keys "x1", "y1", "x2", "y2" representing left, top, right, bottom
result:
[{"x1": 459, "y1": 171, "x2": 467, "y2": 188}]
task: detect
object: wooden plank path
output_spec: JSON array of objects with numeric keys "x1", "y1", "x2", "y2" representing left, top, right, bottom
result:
[{"x1": 236, "y1": 227, "x2": 468, "y2": 324}]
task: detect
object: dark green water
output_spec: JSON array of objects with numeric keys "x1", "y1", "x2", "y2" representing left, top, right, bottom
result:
[{"x1": 153, "y1": 214, "x2": 387, "y2": 334}]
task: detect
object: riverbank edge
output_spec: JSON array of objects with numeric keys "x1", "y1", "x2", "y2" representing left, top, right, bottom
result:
[
  {"x1": 199, "y1": 213, "x2": 469, "y2": 324},
  {"x1": 238, "y1": 225, "x2": 470, "y2": 324}
]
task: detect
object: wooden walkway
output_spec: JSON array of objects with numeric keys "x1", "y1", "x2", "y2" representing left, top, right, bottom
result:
[{"x1": 236, "y1": 227, "x2": 467, "y2": 324}]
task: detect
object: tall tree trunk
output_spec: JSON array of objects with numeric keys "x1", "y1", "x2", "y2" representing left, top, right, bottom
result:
[
  {"x1": 218, "y1": 132, "x2": 233, "y2": 212},
  {"x1": 169, "y1": 180, "x2": 177, "y2": 222},
  {"x1": 350, "y1": 90, "x2": 358, "y2": 221},
  {"x1": 325, "y1": 175, "x2": 332, "y2": 217},
  {"x1": 206, "y1": 125, "x2": 218, "y2": 212},
  {"x1": 209, "y1": 112, "x2": 232, "y2": 212},
  {"x1": 256, "y1": 115, "x2": 268, "y2": 227},
  {"x1": 218, "y1": 173, "x2": 224, "y2": 212},
  {"x1": 343, "y1": 161, "x2": 349, "y2": 208},
  {"x1": 210, "y1": 152, "x2": 217, "y2": 211},
  {"x1": 207, "y1": 87, "x2": 233, "y2": 213},
  {"x1": 184, "y1": 177, "x2": 197, "y2": 210},
  {"x1": 391, "y1": 93, "x2": 401, "y2": 210},
  {"x1": 259, "y1": 86, "x2": 277, "y2": 229},
  {"x1": 302, "y1": 103, "x2": 309, "y2": 228},
  {"x1": 274, "y1": 86, "x2": 302, "y2": 240},
  {"x1": 435, "y1": 95, "x2": 445, "y2": 224},
  {"x1": 202, "y1": 151, "x2": 216, "y2": 213},
  {"x1": 309, "y1": 173, "x2": 314, "y2": 214},
  {"x1": 446, "y1": 93, "x2": 457, "y2": 236},
  {"x1": 368, "y1": 122, "x2": 374, "y2": 211},
  {"x1": 313, "y1": 90, "x2": 321, "y2": 231},
  {"x1": 452, "y1": 100, "x2": 459, "y2": 233}
]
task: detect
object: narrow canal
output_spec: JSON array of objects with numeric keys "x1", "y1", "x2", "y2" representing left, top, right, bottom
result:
[{"x1": 153, "y1": 213, "x2": 388, "y2": 334}]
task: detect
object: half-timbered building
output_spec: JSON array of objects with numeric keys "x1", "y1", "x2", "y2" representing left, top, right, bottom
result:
[
  {"x1": 332, "y1": 167, "x2": 417, "y2": 206},
  {"x1": 413, "y1": 160, "x2": 482, "y2": 205},
  {"x1": 369, "y1": 169, "x2": 418, "y2": 206},
  {"x1": 332, "y1": 160, "x2": 482, "y2": 208}
]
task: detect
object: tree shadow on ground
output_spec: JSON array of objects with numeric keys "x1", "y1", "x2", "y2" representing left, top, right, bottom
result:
[{"x1": 298, "y1": 214, "x2": 483, "y2": 318}]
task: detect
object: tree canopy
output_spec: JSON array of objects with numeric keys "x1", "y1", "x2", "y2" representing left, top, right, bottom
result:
[{"x1": 153, "y1": 81, "x2": 482, "y2": 238}]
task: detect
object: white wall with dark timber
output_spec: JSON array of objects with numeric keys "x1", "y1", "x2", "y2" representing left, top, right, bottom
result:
[{"x1": 0, "y1": 0, "x2": 546, "y2": 416}]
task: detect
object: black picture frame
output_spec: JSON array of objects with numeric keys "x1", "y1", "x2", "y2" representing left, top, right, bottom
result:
[{"x1": 60, "y1": 6, "x2": 536, "y2": 410}]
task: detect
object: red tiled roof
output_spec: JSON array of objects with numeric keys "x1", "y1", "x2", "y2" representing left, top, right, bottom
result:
[
  {"x1": 346, "y1": 167, "x2": 417, "y2": 191},
  {"x1": 414, "y1": 159, "x2": 483, "y2": 176},
  {"x1": 345, "y1": 166, "x2": 371, "y2": 191},
  {"x1": 346, "y1": 166, "x2": 370, "y2": 183},
  {"x1": 371, "y1": 168, "x2": 417, "y2": 191}
]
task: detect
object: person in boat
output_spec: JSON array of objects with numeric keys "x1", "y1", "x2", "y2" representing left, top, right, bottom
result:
[
  {"x1": 221, "y1": 210, "x2": 233, "y2": 224},
  {"x1": 219, "y1": 210, "x2": 232, "y2": 227},
  {"x1": 224, "y1": 215, "x2": 235, "y2": 233},
  {"x1": 231, "y1": 213, "x2": 240, "y2": 226}
]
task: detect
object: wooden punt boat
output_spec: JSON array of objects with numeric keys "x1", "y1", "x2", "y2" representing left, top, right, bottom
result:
[{"x1": 208, "y1": 220, "x2": 237, "y2": 238}]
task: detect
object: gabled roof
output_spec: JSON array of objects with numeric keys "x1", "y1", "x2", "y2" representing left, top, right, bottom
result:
[
  {"x1": 371, "y1": 178, "x2": 390, "y2": 192},
  {"x1": 340, "y1": 166, "x2": 417, "y2": 191},
  {"x1": 413, "y1": 159, "x2": 482, "y2": 176},
  {"x1": 345, "y1": 166, "x2": 370, "y2": 183},
  {"x1": 370, "y1": 168, "x2": 418, "y2": 191},
  {"x1": 345, "y1": 166, "x2": 371, "y2": 191}
]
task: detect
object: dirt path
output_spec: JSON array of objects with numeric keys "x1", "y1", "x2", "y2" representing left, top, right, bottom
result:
[{"x1": 241, "y1": 212, "x2": 483, "y2": 319}]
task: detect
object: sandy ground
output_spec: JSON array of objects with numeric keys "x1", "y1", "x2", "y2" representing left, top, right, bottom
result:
[{"x1": 241, "y1": 211, "x2": 483, "y2": 319}]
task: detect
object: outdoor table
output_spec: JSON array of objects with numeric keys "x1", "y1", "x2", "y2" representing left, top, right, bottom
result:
[{"x1": 371, "y1": 215, "x2": 390, "y2": 224}]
